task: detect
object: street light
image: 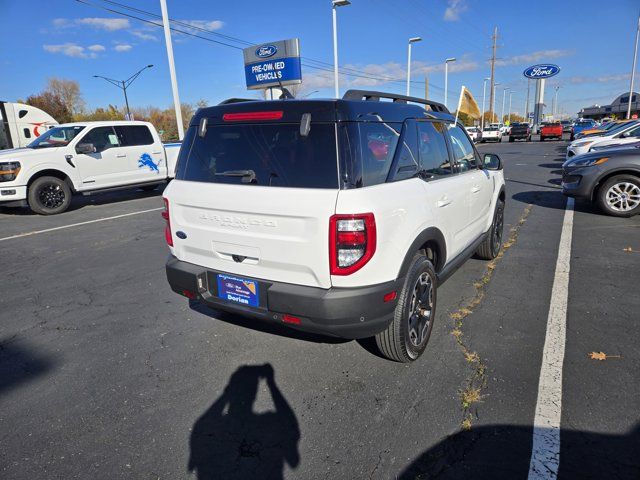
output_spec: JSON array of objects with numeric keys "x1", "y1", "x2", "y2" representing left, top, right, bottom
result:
[
  {"x1": 93, "y1": 64, "x2": 154, "y2": 120},
  {"x1": 332, "y1": 0, "x2": 350, "y2": 99},
  {"x1": 481, "y1": 77, "x2": 490, "y2": 130},
  {"x1": 492, "y1": 82, "x2": 500, "y2": 123},
  {"x1": 501, "y1": 87, "x2": 510, "y2": 125},
  {"x1": 627, "y1": 12, "x2": 640, "y2": 119},
  {"x1": 508, "y1": 91, "x2": 514, "y2": 123},
  {"x1": 406, "y1": 37, "x2": 422, "y2": 96},
  {"x1": 444, "y1": 58, "x2": 456, "y2": 109},
  {"x1": 553, "y1": 85, "x2": 561, "y2": 117}
]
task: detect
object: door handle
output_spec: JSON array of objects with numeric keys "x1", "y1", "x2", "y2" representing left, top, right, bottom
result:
[
  {"x1": 437, "y1": 196, "x2": 452, "y2": 208},
  {"x1": 116, "y1": 154, "x2": 127, "y2": 158}
]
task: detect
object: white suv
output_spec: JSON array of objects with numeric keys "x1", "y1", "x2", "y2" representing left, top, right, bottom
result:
[{"x1": 164, "y1": 91, "x2": 506, "y2": 362}]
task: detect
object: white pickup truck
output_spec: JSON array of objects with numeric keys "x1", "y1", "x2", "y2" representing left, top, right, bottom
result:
[{"x1": 0, "y1": 121, "x2": 180, "y2": 214}]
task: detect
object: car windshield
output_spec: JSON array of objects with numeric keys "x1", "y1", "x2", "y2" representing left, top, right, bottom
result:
[
  {"x1": 27, "y1": 126, "x2": 85, "y2": 148},
  {"x1": 604, "y1": 122, "x2": 639, "y2": 137},
  {"x1": 484, "y1": 127, "x2": 498, "y2": 131},
  {"x1": 575, "y1": 121, "x2": 595, "y2": 127}
]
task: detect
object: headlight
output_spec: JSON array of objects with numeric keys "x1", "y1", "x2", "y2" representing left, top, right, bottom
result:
[
  {"x1": 0, "y1": 162, "x2": 21, "y2": 182},
  {"x1": 570, "y1": 156, "x2": 609, "y2": 167}
]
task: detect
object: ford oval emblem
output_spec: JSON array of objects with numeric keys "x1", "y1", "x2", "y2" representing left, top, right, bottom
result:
[
  {"x1": 176, "y1": 231, "x2": 187, "y2": 240},
  {"x1": 523, "y1": 64, "x2": 560, "y2": 79},
  {"x1": 256, "y1": 45, "x2": 277, "y2": 58}
]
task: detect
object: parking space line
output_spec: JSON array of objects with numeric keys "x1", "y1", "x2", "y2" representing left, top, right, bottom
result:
[
  {"x1": 0, "y1": 208, "x2": 163, "y2": 242},
  {"x1": 527, "y1": 197, "x2": 574, "y2": 480}
]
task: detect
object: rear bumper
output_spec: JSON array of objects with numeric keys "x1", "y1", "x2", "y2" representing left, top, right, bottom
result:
[{"x1": 165, "y1": 256, "x2": 402, "y2": 339}]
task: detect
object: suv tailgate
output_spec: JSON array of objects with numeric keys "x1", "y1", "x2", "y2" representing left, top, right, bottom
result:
[{"x1": 167, "y1": 180, "x2": 337, "y2": 289}]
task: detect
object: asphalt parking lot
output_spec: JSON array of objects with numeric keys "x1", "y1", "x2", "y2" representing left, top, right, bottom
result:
[{"x1": 0, "y1": 139, "x2": 638, "y2": 479}]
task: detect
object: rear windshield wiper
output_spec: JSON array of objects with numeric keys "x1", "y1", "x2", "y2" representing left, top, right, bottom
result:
[{"x1": 214, "y1": 169, "x2": 257, "y2": 184}]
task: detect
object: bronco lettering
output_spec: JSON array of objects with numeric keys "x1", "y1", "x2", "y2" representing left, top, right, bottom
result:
[{"x1": 198, "y1": 212, "x2": 278, "y2": 229}]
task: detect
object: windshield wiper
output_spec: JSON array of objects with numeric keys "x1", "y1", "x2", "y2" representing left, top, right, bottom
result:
[{"x1": 215, "y1": 169, "x2": 257, "y2": 184}]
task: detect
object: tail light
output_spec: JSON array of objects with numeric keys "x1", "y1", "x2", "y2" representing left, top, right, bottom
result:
[
  {"x1": 223, "y1": 111, "x2": 284, "y2": 122},
  {"x1": 329, "y1": 213, "x2": 376, "y2": 275},
  {"x1": 162, "y1": 197, "x2": 173, "y2": 247}
]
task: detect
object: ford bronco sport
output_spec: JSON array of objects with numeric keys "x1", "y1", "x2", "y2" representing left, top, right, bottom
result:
[{"x1": 164, "y1": 90, "x2": 505, "y2": 362}]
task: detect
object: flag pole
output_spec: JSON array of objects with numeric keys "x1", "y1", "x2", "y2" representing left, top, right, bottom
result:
[{"x1": 453, "y1": 85, "x2": 465, "y2": 125}]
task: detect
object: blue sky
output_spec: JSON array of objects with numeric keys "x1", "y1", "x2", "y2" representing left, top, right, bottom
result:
[{"x1": 1, "y1": 0, "x2": 638, "y2": 116}]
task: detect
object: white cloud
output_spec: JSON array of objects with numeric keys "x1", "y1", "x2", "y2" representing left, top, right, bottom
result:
[
  {"x1": 114, "y1": 44, "x2": 133, "y2": 52},
  {"x1": 444, "y1": 0, "x2": 468, "y2": 21},
  {"x1": 131, "y1": 30, "x2": 158, "y2": 41},
  {"x1": 52, "y1": 18, "x2": 70, "y2": 28},
  {"x1": 88, "y1": 44, "x2": 106, "y2": 52},
  {"x1": 496, "y1": 49, "x2": 572, "y2": 67},
  {"x1": 179, "y1": 19, "x2": 224, "y2": 31},
  {"x1": 43, "y1": 43, "x2": 97, "y2": 59},
  {"x1": 74, "y1": 17, "x2": 130, "y2": 31},
  {"x1": 567, "y1": 73, "x2": 630, "y2": 85}
]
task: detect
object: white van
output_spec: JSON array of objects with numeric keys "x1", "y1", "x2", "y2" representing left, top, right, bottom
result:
[{"x1": 0, "y1": 102, "x2": 58, "y2": 150}]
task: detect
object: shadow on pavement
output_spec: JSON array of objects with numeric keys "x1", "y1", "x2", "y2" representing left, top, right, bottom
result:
[
  {"x1": 0, "y1": 339, "x2": 53, "y2": 396},
  {"x1": 0, "y1": 186, "x2": 163, "y2": 216},
  {"x1": 511, "y1": 191, "x2": 604, "y2": 215},
  {"x1": 189, "y1": 302, "x2": 349, "y2": 345},
  {"x1": 398, "y1": 424, "x2": 640, "y2": 480},
  {"x1": 188, "y1": 364, "x2": 300, "y2": 480}
]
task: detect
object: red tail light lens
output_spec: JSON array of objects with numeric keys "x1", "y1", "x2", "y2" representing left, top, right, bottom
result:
[
  {"x1": 329, "y1": 213, "x2": 376, "y2": 275},
  {"x1": 223, "y1": 111, "x2": 284, "y2": 122},
  {"x1": 282, "y1": 314, "x2": 301, "y2": 325},
  {"x1": 162, "y1": 197, "x2": 173, "y2": 247}
]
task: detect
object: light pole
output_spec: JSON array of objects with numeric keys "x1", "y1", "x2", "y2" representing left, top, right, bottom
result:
[
  {"x1": 93, "y1": 64, "x2": 154, "y2": 120},
  {"x1": 553, "y1": 85, "x2": 560, "y2": 117},
  {"x1": 332, "y1": 0, "x2": 350, "y2": 99},
  {"x1": 481, "y1": 77, "x2": 490, "y2": 130},
  {"x1": 508, "y1": 91, "x2": 513, "y2": 123},
  {"x1": 406, "y1": 37, "x2": 422, "y2": 96},
  {"x1": 627, "y1": 12, "x2": 640, "y2": 119},
  {"x1": 444, "y1": 58, "x2": 456, "y2": 109},
  {"x1": 501, "y1": 87, "x2": 510, "y2": 125}
]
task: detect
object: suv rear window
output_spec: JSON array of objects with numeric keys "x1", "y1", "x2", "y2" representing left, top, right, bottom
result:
[{"x1": 176, "y1": 123, "x2": 339, "y2": 188}]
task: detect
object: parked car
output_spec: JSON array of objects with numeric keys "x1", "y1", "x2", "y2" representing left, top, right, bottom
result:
[
  {"x1": 566, "y1": 121, "x2": 640, "y2": 159},
  {"x1": 481, "y1": 126, "x2": 502, "y2": 142},
  {"x1": 0, "y1": 121, "x2": 180, "y2": 214},
  {"x1": 540, "y1": 122, "x2": 563, "y2": 141},
  {"x1": 508, "y1": 122, "x2": 531, "y2": 142},
  {"x1": 163, "y1": 90, "x2": 506, "y2": 362},
  {"x1": 465, "y1": 126, "x2": 482, "y2": 143},
  {"x1": 571, "y1": 119, "x2": 597, "y2": 140},
  {"x1": 560, "y1": 120, "x2": 573, "y2": 133},
  {"x1": 562, "y1": 146, "x2": 640, "y2": 217},
  {"x1": 575, "y1": 119, "x2": 636, "y2": 140}
]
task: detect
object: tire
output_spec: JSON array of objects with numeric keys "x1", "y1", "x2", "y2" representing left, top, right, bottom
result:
[
  {"x1": 527, "y1": 136, "x2": 531, "y2": 142},
  {"x1": 375, "y1": 253, "x2": 437, "y2": 363},
  {"x1": 476, "y1": 199, "x2": 505, "y2": 260},
  {"x1": 509, "y1": 136, "x2": 514, "y2": 143},
  {"x1": 540, "y1": 136, "x2": 545, "y2": 141},
  {"x1": 28, "y1": 176, "x2": 72, "y2": 215},
  {"x1": 140, "y1": 184, "x2": 159, "y2": 192},
  {"x1": 596, "y1": 175, "x2": 640, "y2": 217}
]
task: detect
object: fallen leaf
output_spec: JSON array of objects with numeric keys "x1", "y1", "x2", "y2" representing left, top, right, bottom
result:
[
  {"x1": 623, "y1": 247, "x2": 633, "y2": 253},
  {"x1": 589, "y1": 351, "x2": 621, "y2": 361}
]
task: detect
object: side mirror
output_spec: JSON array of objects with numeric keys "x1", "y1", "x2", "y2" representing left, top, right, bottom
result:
[
  {"x1": 76, "y1": 143, "x2": 95, "y2": 154},
  {"x1": 484, "y1": 153, "x2": 503, "y2": 171}
]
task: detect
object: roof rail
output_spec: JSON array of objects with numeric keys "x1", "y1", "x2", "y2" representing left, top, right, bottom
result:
[
  {"x1": 218, "y1": 98, "x2": 256, "y2": 105},
  {"x1": 342, "y1": 89, "x2": 450, "y2": 113}
]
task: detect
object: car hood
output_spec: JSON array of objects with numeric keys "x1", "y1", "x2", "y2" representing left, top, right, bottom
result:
[{"x1": 0, "y1": 147, "x2": 63, "y2": 161}]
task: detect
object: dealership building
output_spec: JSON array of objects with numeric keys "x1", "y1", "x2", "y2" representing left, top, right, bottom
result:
[{"x1": 578, "y1": 91, "x2": 640, "y2": 120}]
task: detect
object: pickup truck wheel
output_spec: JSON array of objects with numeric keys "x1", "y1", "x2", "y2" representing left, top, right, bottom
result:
[
  {"x1": 509, "y1": 136, "x2": 514, "y2": 142},
  {"x1": 597, "y1": 175, "x2": 640, "y2": 217},
  {"x1": 375, "y1": 253, "x2": 436, "y2": 363},
  {"x1": 476, "y1": 199, "x2": 504, "y2": 260},
  {"x1": 28, "y1": 176, "x2": 71, "y2": 215}
]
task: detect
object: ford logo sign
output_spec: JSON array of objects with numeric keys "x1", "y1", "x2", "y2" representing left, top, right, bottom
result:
[
  {"x1": 523, "y1": 64, "x2": 561, "y2": 79},
  {"x1": 256, "y1": 45, "x2": 277, "y2": 58}
]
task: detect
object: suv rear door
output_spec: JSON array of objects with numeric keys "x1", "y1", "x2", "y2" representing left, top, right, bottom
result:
[{"x1": 166, "y1": 118, "x2": 340, "y2": 289}]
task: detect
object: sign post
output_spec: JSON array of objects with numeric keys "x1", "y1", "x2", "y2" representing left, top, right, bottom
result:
[
  {"x1": 243, "y1": 39, "x2": 302, "y2": 96},
  {"x1": 523, "y1": 64, "x2": 560, "y2": 133}
]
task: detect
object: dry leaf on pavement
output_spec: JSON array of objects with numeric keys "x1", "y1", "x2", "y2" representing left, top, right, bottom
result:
[{"x1": 588, "y1": 351, "x2": 621, "y2": 361}]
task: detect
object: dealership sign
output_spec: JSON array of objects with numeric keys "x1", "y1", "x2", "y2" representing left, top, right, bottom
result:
[
  {"x1": 523, "y1": 64, "x2": 561, "y2": 79},
  {"x1": 243, "y1": 39, "x2": 302, "y2": 90}
]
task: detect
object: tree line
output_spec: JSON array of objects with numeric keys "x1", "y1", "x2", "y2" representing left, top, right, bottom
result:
[{"x1": 23, "y1": 77, "x2": 207, "y2": 141}]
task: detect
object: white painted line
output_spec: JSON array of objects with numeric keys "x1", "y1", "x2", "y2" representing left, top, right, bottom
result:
[
  {"x1": 0, "y1": 207, "x2": 163, "y2": 242},
  {"x1": 527, "y1": 196, "x2": 574, "y2": 480}
]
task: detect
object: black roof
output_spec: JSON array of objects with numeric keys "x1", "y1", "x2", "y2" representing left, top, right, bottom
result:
[{"x1": 192, "y1": 90, "x2": 455, "y2": 125}]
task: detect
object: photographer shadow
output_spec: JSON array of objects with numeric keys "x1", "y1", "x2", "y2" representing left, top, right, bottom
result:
[{"x1": 188, "y1": 364, "x2": 300, "y2": 480}]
